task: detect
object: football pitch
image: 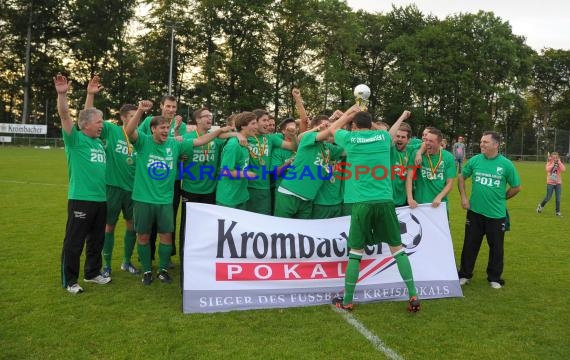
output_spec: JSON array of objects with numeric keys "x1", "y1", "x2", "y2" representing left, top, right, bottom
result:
[{"x1": 0, "y1": 147, "x2": 568, "y2": 359}]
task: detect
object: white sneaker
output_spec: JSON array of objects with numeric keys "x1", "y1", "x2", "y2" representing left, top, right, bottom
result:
[
  {"x1": 459, "y1": 278, "x2": 470, "y2": 286},
  {"x1": 536, "y1": 204, "x2": 543, "y2": 213},
  {"x1": 66, "y1": 283, "x2": 84, "y2": 294},
  {"x1": 556, "y1": 212, "x2": 562, "y2": 217},
  {"x1": 489, "y1": 281, "x2": 502, "y2": 289},
  {"x1": 84, "y1": 274, "x2": 112, "y2": 284}
]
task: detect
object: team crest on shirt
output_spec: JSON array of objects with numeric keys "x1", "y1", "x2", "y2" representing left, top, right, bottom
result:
[
  {"x1": 166, "y1": 148, "x2": 172, "y2": 156},
  {"x1": 496, "y1": 167, "x2": 503, "y2": 175}
]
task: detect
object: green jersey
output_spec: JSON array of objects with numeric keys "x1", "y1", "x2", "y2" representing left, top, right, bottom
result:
[
  {"x1": 314, "y1": 144, "x2": 344, "y2": 206},
  {"x1": 390, "y1": 145, "x2": 413, "y2": 206},
  {"x1": 100, "y1": 122, "x2": 136, "y2": 191},
  {"x1": 132, "y1": 134, "x2": 194, "y2": 204},
  {"x1": 409, "y1": 138, "x2": 422, "y2": 147},
  {"x1": 271, "y1": 134, "x2": 295, "y2": 189},
  {"x1": 181, "y1": 130, "x2": 224, "y2": 194},
  {"x1": 462, "y1": 154, "x2": 521, "y2": 219},
  {"x1": 280, "y1": 131, "x2": 329, "y2": 200},
  {"x1": 62, "y1": 126, "x2": 106, "y2": 201},
  {"x1": 334, "y1": 129, "x2": 393, "y2": 204},
  {"x1": 408, "y1": 149, "x2": 456, "y2": 204},
  {"x1": 216, "y1": 137, "x2": 250, "y2": 206},
  {"x1": 247, "y1": 134, "x2": 283, "y2": 190}
]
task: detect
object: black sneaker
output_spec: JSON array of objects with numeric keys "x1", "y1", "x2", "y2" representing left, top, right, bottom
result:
[
  {"x1": 142, "y1": 271, "x2": 153, "y2": 285},
  {"x1": 332, "y1": 296, "x2": 353, "y2": 311},
  {"x1": 408, "y1": 296, "x2": 421, "y2": 313},
  {"x1": 157, "y1": 270, "x2": 172, "y2": 284}
]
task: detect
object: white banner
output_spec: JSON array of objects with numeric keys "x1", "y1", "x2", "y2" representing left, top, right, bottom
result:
[
  {"x1": 0, "y1": 123, "x2": 47, "y2": 135},
  {"x1": 0, "y1": 136, "x2": 12, "y2": 143},
  {"x1": 183, "y1": 203, "x2": 462, "y2": 313}
]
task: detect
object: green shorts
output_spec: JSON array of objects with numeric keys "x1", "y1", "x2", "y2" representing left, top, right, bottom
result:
[
  {"x1": 217, "y1": 201, "x2": 247, "y2": 210},
  {"x1": 274, "y1": 191, "x2": 312, "y2": 219},
  {"x1": 311, "y1": 204, "x2": 342, "y2": 219},
  {"x1": 133, "y1": 201, "x2": 173, "y2": 234},
  {"x1": 348, "y1": 201, "x2": 401, "y2": 249},
  {"x1": 106, "y1": 185, "x2": 133, "y2": 225},
  {"x1": 342, "y1": 203, "x2": 353, "y2": 216},
  {"x1": 246, "y1": 188, "x2": 271, "y2": 215}
]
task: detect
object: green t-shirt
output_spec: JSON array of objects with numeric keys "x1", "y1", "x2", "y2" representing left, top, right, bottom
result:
[
  {"x1": 462, "y1": 154, "x2": 521, "y2": 219},
  {"x1": 334, "y1": 129, "x2": 393, "y2": 204},
  {"x1": 390, "y1": 144, "x2": 414, "y2": 206},
  {"x1": 271, "y1": 134, "x2": 295, "y2": 189},
  {"x1": 247, "y1": 134, "x2": 284, "y2": 190},
  {"x1": 131, "y1": 134, "x2": 194, "y2": 204},
  {"x1": 408, "y1": 149, "x2": 456, "y2": 204},
  {"x1": 280, "y1": 131, "x2": 328, "y2": 200},
  {"x1": 62, "y1": 126, "x2": 106, "y2": 201},
  {"x1": 216, "y1": 137, "x2": 250, "y2": 206},
  {"x1": 409, "y1": 138, "x2": 422, "y2": 147},
  {"x1": 313, "y1": 144, "x2": 344, "y2": 206},
  {"x1": 181, "y1": 131, "x2": 224, "y2": 194},
  {"x1": 100, "y1": 122, "x2": 136, "y2": 191},
  {"x1": 271, "y1": 133, "x2": 296, "y2": 188},
  {"x1": 138, "y1": 115, "x2": 188, "y2": 179}
]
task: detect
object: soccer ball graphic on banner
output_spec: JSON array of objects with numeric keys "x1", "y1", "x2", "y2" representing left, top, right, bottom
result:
[{"x1": 399, "y1": 213, "x2": 422, "y2": 249}]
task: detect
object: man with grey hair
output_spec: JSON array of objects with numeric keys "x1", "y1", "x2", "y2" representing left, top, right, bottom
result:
[{"x1": 54, "y1": 73, "x2": 111, "y2": 294}]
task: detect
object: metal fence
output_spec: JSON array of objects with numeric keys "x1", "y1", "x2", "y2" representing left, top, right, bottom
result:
[
  {"x1": 504, "y1": 128, "x2": 570, "y2": 162},
  {"x1": 3, "y1": 129, "x2": 570, "y2": 163},
  {"x1": 0, "y1": 135, "x2": 65, "y2": 148}
]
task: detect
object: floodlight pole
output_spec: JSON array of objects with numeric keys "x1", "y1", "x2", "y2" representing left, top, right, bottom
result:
[
  {"x1": 22, "y1": 5, "x2": 33, "y2": 124},
  {"x1": 168, "y1": 26, "x2": 175, "y2": 95}
]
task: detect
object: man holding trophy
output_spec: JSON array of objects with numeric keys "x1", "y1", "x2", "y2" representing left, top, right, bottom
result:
[{"x1": 330, "y1": 85, "x2": 421, "y2": 313}]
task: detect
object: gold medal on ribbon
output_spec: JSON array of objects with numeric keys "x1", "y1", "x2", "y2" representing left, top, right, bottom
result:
[
  {"x1": 121, "y1": 126, "x2": 134, "y2": 165},
  {"x1": 248, "y1": 135, "x2": 267, "y2": 166},
  {"x1": 426, "y1": 150, "x2": 443, "y2": 180},
  {"x1": 320, "y1": 144, "x2": 331, "y2": 175}
]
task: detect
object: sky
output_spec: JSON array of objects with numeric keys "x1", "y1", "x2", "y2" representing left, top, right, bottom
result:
[{"x1": 346, "y1": 0, "x2": 570, "y2": 51}]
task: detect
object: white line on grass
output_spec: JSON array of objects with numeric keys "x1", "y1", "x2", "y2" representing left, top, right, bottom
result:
[
  {"x1": 331, "y1": 305, "x2": 404, "y2": 360},
  {"x1": 0, "y1": 180, "x2": 66, "y2": 187}
]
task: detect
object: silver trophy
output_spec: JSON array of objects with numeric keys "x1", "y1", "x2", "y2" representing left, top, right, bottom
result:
[{"x1": 353, "y1": 84, "x2": 371, "y2": 111}]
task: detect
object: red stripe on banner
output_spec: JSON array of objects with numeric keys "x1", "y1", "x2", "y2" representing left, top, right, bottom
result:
[
  {"x1": 358, "y1": 257, "x2": 395, "y2": 283},
  {"x1": 216, "y1": 260, "x2": 375, "y2": 281}
]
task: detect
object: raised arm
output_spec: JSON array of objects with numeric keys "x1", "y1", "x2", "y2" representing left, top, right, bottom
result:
[
  {"x1": 54, "y1": 73, "x2": 73, "y2": 135},
  {"x1": 84, "y1": 75, "x2": 104, "y2": 109},
  {"x1": 328, "y1": 104, "x2": 361, "y2": 137},
  {"x1": 389, "y1": 110, "x2": 411, "y2": 140},
  {"x1": 292, "y1": 88, "x2": 309, "y2": 135},
  {"x1": 173, "y1": 115, "x2": 184, "y2": 137},
  {"x1": 192, "y1": 126, "x2": 234, "y2": 147},
  {"x1": 126, "y1": 100, "x2": 154, "y2": 142},
  {"x1": 281, "y1": 128, "x2": 298, "y2": 150}
]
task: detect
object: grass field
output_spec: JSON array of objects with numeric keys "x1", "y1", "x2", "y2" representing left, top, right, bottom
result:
[{"x1": 0, "y1": 147, "x2": 568, "y2": 359}]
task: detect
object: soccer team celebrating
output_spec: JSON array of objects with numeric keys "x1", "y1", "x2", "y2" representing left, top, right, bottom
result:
[{"x1": 55, "y1": 73, "x2": 521, "y2": 313}]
